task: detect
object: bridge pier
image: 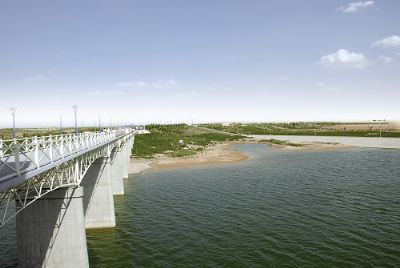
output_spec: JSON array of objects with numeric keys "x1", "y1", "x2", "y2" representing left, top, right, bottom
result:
[
  {"x1": 122, "y1": 144, "x2": 129, "y2": 179},
  {"x1": 110, "y1": 149, "x2": 124, "y2": 195},
  {"x1": 82, "y1": 157, "x2": 116, "y2": 229},
  {"x1": 16, "y1": 187, "x2": 89, "y2": 268},
  {"x1": 128, "y1": 137, "x2": 134, "y2": 158}
]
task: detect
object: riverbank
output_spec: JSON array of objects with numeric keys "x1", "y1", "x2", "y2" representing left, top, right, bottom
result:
[
  {"x1": 128, "y1": 138, "x2": 354, "y2": 174},
  {"x1": 129, "y1": 142, "x2": 248, "y2": 173}
]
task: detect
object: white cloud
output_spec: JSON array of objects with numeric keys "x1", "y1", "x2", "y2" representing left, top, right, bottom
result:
[
  {"x1": 85, "y1": 90, "x2": 124, "y2": 96},
  {"x1": 315, "y1": 82, "x2": 342, "y2": 92},
  {"x1": 24, "y1": 74, "x2": 47, "y2": 81},
  {"x1": 151, "y1": 79, "x2": 178, "y2": 88},
  {"x1": 115, "y1": 81, "x2": 148, "y2": 87},
  {"x1": 205, "y1": 84, "x2": 232, "y2": 92},
  {"x1": 377, "y1": 56, "x2": 393, "y2": 63},
  {"x1": 372, "y1": 36, "x2": 400, "y2": 48},
  {"x1": 339, "y1": 1, "x2": 374, "y2": 13},
  {"x1": 318, "y1": 49, "x2": 372, "y2": 68},
  {"x1": 170, "y1": 91, "x2": 198, "y2": 99},
  {"x1": 115, "y1": 79, "x2": 178, "y2": 88}
]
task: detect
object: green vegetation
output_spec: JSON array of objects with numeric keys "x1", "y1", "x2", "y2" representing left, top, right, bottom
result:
[
  {"x1": 0, "y1": 127, "x2": 101, "y2": 140},
  {"x1": 259, "y1": 139, "x2": 304, "y2": 147},
  {"x1": 132, "y1": 124, "x2": 245, "y2": 158},
  {"x1": 199, "y1": 122, "x2": 400, "y2": 138}
]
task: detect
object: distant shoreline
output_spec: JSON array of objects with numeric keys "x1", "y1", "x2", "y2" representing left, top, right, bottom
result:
[{"x1": 250, "y1": 135, "x2": 400, "y2": 150}]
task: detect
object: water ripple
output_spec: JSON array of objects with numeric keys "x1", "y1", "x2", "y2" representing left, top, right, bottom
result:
[{"x1": 1, "y1": 145, "x2": 400, "y2": 267}]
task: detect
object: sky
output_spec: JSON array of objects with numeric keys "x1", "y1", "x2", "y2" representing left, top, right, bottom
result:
[{"x1": 0, "y1": 0, "x2": 399, "y2": 127}]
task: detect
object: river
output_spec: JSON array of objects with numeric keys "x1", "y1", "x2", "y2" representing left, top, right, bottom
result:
[{"x1": 1, "y1": 144, "x2": 400, "y2": 267}]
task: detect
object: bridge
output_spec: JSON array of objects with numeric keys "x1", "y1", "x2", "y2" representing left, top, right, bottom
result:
[{"x1": 0, "y1": 128, "x2": 135, "y2": 267}]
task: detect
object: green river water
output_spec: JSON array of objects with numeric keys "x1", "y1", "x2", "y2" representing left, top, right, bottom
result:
[{"x1": 1, "y1": 144, "x2": 400, "y2": 267}]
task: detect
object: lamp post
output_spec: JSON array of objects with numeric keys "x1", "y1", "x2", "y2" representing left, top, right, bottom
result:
[
  {"x1": 59, "y1": 115, "x2": 63, "y2": 136},
  {"x1": 9, "y1": 107, "x2": 17, "y2": 139},
  {"x1": 373, "y1": 119, "x2": 385, "y2": 138},
  {"x1": 98, "y1": 114, "x2": 101, "y2": 131},
  {"x1": 72, "y1": 105, "x2": 79, "y2": 136}
]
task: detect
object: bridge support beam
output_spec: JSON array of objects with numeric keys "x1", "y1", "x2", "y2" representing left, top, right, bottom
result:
[
  {"x1": 82, "y1": 157, "x2": 116, "y2": 229},
  {"x1": 16, "y1": 187, "x2": 89, "y2": 268},
  {"x1": 111, "y1": 150, "x2": 124, "y2": 195}
]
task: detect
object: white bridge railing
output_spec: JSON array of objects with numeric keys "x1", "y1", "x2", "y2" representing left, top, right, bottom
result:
[
  {"x1": 0, "y1": 128, "x2": 134, "y2": 226},
  {"x1": 0, "y1": 129, "x2": 129, "y2": 182}
]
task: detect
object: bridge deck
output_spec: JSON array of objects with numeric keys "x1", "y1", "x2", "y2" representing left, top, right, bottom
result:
[
  {"x1": 0, "y1": 130, "x2": 129, "y2": 192},
  {"x1": 0, "y1": 129, "x2": 134, "y2": 226}
]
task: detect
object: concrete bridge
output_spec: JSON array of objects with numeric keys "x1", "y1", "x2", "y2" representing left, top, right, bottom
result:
[{"x1": 0, "y1": 128, "x2": 135, "y2": 267}]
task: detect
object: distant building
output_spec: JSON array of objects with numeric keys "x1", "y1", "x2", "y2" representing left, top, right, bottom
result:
[{"x1": 222, "y1": 122, "x2": 230, "y2": 127}]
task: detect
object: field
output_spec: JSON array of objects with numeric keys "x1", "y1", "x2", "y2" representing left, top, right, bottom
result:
[{"x1": 198, "y1": 122, "x2": 400, "y2": 138}]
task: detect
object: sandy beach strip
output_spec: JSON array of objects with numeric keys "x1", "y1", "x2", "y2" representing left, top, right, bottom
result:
[
  {"x1": 128, "y1": 142, "x2": 248, "y2": 173},
  {"x1": 151, "y1": 143, "x2": 248, "y2": 170},
  {"x1": 127, "y1": 139, "x2": 362, "y2": 174}
]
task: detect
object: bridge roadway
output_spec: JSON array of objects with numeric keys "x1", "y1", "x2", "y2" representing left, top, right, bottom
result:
[{"x1": 0, "y1": 128, "x2": 135, "y2": 267}]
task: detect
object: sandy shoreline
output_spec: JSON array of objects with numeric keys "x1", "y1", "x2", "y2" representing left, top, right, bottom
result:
[
  {"x1": 128, "y1": 139, "x2": 353, "y2": 174},
  {"x1": 129, "y1": 142, "x2": 248, "y2": 174}
]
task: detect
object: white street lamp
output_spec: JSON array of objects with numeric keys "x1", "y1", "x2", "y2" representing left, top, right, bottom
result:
[
  {"x1": 72, "y1": 105, "x2": 79, "y2": 136},
  {"x1": 9, "y1": 107, "x2": 17, "y2": 139}
]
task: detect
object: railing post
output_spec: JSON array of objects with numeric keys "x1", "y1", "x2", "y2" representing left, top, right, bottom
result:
[
  {"x1": 14, "y1": 139, "x2": 21, "y2": 175},
  {"x1": 0, "y1": 139, "x2": 3, "y2": 159},
  {"x1": 49, "y1": 135, "x2": 53, "y2": 163},
  {"x1": 75, "y1": 160, "x2": 80, "y2": 183},
  {"x1": 69, "y1": 134, "x2": 73, "y2": 154},
  {"x1": 76, "y1": 134, "x2": 80, "y2": 152},
  {"x1": 24, "y1": 137, "x2": 29, "y2": 153},
  {"x1": 60, "y1": 135, "x2": 64, "y2": 158},
  {"x1": 34, "y1": 136, "x2": 40, "y2": 168},
  {"x1": 89, "y1": 133, "x2": 93, "y2": 147}
]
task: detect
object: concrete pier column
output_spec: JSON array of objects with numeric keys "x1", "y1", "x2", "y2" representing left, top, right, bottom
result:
[
  {"x1": 128, "y1": 137, "x2": 133, "y2": 159},
  {"x1": 111, "y1": 149, "x2": 124, "y2": 195},
  {"x1": 131, "y1": 135, "x2": 135, "y2": 149},
  {"x1": 122, "y1": 144, "x2": 129, "y2": 179},
  {"x1": 16, "y1": 187, "x2": 89, "y2": 268},
  {"x1": 81, "y1": 157, "x2": 116, "y2": 229}
]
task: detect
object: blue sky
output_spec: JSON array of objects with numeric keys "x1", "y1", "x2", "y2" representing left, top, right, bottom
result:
[{"x1": 1, "y1": 0, "x2": 399, "y2": 127}]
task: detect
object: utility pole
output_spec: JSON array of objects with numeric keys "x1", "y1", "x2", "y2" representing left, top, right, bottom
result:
[
  {"x1": 373, "y1": 119, "x2": 385, "y2": 138},
  {"x1": 60, "y1": 115, "x2": 63, "y2": 136},
  {"x1": 72, "y1": 105, "x2": 79, "y2": 136},
  {"x1": 9, "y1": 107, "x2": 17, "y2": 139},
  {"x1": 98, "y1": 114, "x2": 101, "y2": 131}
]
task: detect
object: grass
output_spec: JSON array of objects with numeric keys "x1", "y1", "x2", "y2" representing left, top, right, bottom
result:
[
  {"x1": 0, "y1": 127, "x2": 100, "y2": 140},
  {"x1": 132, "y1": 124, "x2": 245, "y2": 158}
]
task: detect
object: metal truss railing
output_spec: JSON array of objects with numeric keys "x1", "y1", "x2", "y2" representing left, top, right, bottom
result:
[
  {"x1": 0, "y1": 129, "x2": 133, "y2": 227},
  {"x1": 0, "y1": 130, "x2": 130, "y2": 182}
]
